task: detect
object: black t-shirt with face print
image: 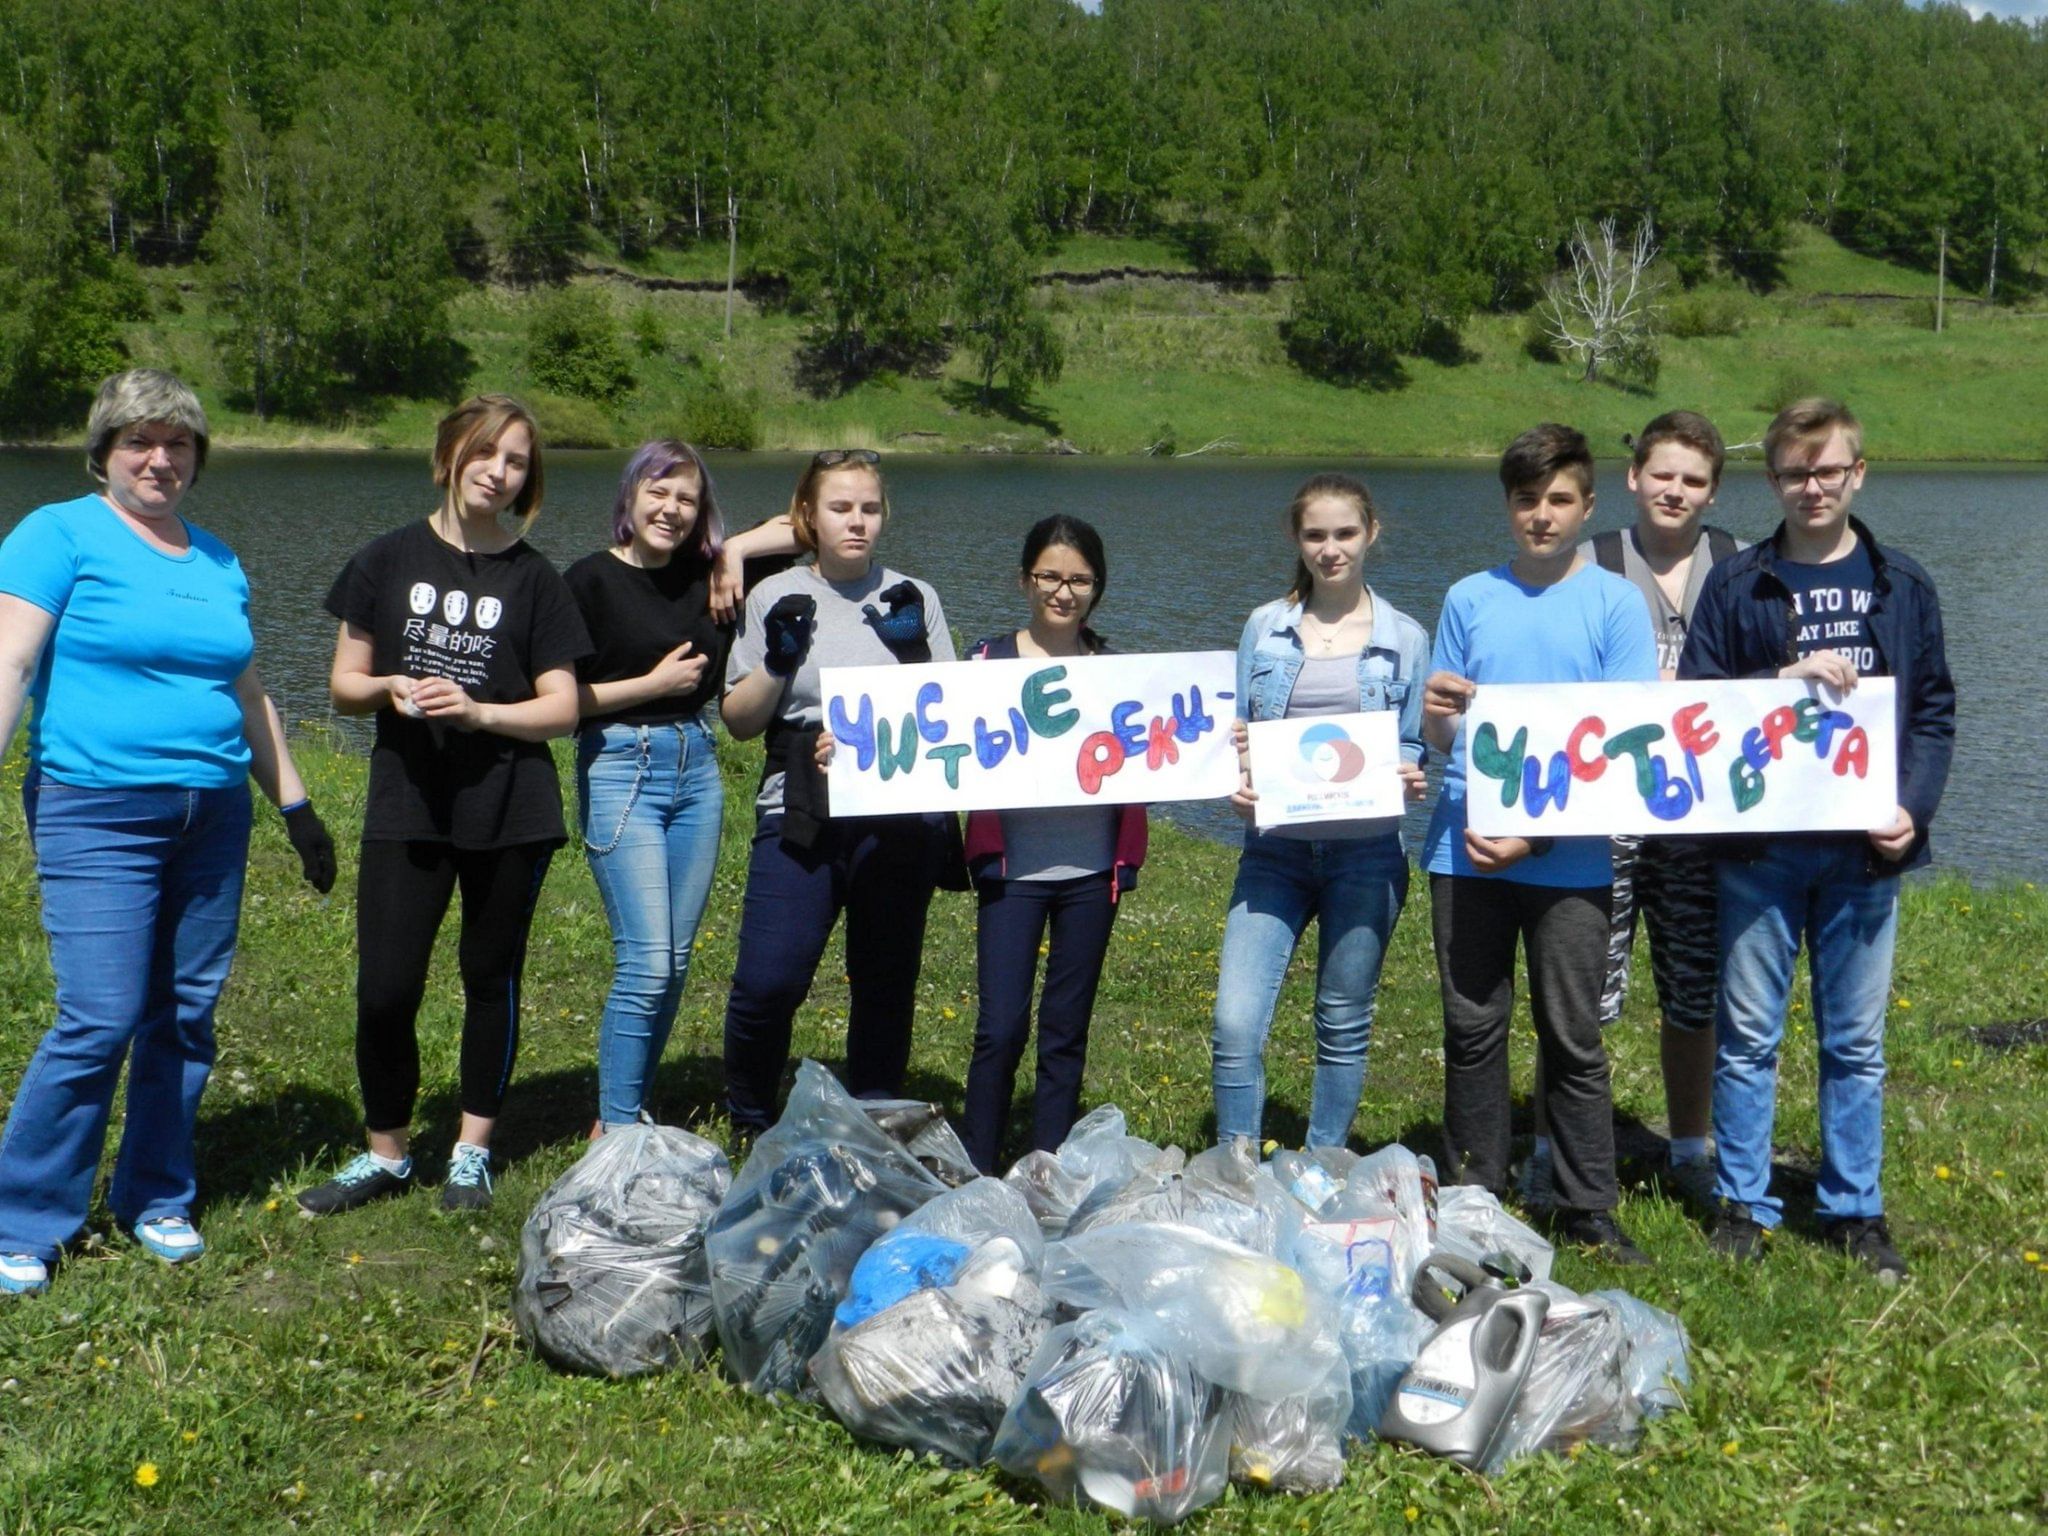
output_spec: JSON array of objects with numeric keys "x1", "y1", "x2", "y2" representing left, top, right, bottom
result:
[{"x1": 326, "y1": 520, "x2": 592, "y2": 848}]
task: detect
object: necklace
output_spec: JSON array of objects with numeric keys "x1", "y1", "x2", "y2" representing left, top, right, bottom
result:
[{"x1": 1301, "y1": 596, "x2": 1370, "y2": 656}]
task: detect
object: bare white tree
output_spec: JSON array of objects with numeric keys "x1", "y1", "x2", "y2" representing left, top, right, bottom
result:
[{"x1": 1540, "y1": 218, "x2": 1664, "y2": 383}]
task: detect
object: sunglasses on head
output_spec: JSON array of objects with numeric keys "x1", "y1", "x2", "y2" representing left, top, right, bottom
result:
[{"x1": 813, "y1": 448, "x2": 881, "y2": 468}]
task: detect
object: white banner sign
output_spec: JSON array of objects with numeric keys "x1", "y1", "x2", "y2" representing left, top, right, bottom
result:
[
  {"x1": 1463, "y1": 679, "x2": 1898, "y2": 836},
  {"x1": 1248, "y1": 711, "x2": 1405, "y2": 828},
  {"x1": 820, "y1": 651, "x2": 1238, "y2": 816}
]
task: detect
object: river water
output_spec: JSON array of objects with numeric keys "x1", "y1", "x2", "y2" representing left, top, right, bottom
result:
[{"x1": 1, "y1": 450, "x2": 2039, "y2": 881}]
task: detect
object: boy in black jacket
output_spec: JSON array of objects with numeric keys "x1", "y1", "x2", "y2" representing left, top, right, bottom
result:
[{"x1": 1678, "y1": 399, "x2": 1954, "y2": 1282}]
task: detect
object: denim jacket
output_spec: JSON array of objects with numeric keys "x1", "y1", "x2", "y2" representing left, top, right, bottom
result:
[
  {"x1": 1236, "y1": 588, "x2": 1432, "y2": 763},
  {"x1": 1678, "y1": 516, "x2": 1954, "y2": 876}
]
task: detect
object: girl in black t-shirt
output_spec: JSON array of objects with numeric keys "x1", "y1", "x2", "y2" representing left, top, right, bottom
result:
[
  {"x1": 564, "y1": 440, "x2": 796, "y2": 1135},
  {"x1": 298, "y1": 395, "x2": 591, "y2": 1218}
]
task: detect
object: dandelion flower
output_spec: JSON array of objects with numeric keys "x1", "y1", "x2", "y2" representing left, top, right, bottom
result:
[
  {"x1": 134, "y1": 1463, "x2": 159, "y2": 1488},
  {"x1": 1722, "y1": 1440, "x2": 1740, "y2": 1456},
  {"x1": 2026, "y1": 1251, "x2": 2041, "y2": 1265},
  {"x1": 1935, "y1": 1166, "x2": 1952, "y2": 1181},
  {"x1": 181, "y1": 1430, "x2": 198, "y2": 1444},
  {"x1": 1404, "y1": 1510, "x2": 1419, "y2": 1524}
]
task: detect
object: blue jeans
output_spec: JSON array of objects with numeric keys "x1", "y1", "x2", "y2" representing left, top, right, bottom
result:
[
  {"x1": 1714, "y1": 841, "x2": 1899, "y2": 1228},
  {"x1": 577, "y1": 720, "x2": 724, "y2": 1127},
  {"x1": 0, "y1": 779, "x2": 251, "y2": 1262},
  {"x1": 1211, "y1": 831, "x2": 1409, "y2": 1148}
]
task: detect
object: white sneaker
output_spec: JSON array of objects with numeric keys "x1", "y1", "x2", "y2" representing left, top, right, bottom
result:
[
  {"x1": 0, "y1": 1252, "x2": 49, "y2": 1294},
  {"x1": 134, "y1": 1216, "x2": 206, "y2": 1264}
]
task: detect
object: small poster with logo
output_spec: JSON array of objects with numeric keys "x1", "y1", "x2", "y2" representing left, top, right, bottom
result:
[{"x1": 1248, "y1": 711, "x2": 1406, "y2": 828}]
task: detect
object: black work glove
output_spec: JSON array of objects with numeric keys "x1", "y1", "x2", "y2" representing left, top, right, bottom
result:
[
  {"x1": 862, "y1": 580, "x2": 930, "y2": 661},
  {"x1": 282, "y1": 802, "x2": 337, "y2": 894},
  {"x1": 762, "y1": 593, "x2": 817, "y2": 678}
]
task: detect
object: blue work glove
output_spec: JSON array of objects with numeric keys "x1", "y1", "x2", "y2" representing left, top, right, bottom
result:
[
  {"x1": 762, "y1": 593, "x2": 817, "y2": 678},
  {"x1": 862, "y1": 580, "x2": 929, "y2": 659}
]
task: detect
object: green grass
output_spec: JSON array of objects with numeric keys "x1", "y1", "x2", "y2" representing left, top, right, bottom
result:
[{"x1": 1, "y1": 735, "x2": 2044, "y2": 1533}]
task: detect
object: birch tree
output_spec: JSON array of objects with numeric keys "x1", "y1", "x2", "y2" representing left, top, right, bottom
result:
[{"x1": 1540, "y1": 218, "x2": 1664, "y2": 384}]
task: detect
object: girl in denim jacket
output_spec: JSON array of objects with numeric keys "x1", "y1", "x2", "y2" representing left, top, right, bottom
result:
[{"x1": 1210, "y1": 474, "x2": 1430, "y2": 1148}]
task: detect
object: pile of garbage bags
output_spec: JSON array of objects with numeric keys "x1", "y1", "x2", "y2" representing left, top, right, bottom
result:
[{"x1": 514, "y1": 1062, "x2": 1693, "y2": 1524}]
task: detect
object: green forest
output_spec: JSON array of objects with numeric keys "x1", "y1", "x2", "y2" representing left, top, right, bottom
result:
[{"x1": 2, "y1": 0, "x2": 2045, "y2": 450}]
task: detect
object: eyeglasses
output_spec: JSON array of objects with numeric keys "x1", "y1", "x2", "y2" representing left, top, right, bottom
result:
[
  {"x1": 813, "y1": 448, "x2": 881, "y2": 468},
  {"x1": 1028, "y1": 570, "x2": 1097, "y2": 596},
  {"x1": 1772, "y1": 464, "x2": 1856, "y2": 491}
]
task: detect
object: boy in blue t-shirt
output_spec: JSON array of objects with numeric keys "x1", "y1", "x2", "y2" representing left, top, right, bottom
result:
[{"x1": 1422, "y1": 424, "x2": 1659, "y2": 1265}]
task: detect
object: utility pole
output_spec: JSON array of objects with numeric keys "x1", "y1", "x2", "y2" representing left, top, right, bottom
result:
[{"x1": 1935, "y1": 227, "x2": 1947, "y2": 334}]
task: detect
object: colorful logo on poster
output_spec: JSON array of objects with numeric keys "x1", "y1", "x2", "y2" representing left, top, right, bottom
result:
[{"x1": 1297, "y1": 722, "x2": 1368, "y2": 783}]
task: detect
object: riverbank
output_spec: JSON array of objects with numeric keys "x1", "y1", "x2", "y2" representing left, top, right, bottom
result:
[
  {"x1": 44, "y1": 228, "x2": 2048, "y2": 463},
  {"x1": 0, "y1": 735, "x2": 2043, "y2": 1533}
]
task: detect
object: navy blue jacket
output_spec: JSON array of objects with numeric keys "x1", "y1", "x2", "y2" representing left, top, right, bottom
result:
[{"x1": 1677, "y1": 516, "x2": 1955, "y2": 875}]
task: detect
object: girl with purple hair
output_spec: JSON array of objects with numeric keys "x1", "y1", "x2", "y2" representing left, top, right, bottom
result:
[{"x1": 564, "y1": 441, "x2": 794, "y2": 1132}]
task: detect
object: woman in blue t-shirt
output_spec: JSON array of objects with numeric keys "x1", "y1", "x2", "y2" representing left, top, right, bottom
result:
[
  {"x1": 959, "y1": 515, "x2": 1146, "y2": 1172},
  {"x1": 1210, "y1": 474, "x2": 1430, "y2": 1150},
  {"x1": 0, "y1": 370, "x2": 335, "y2": 1296}
]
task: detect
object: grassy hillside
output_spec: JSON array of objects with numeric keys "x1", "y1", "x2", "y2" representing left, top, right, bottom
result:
[
  {"x1": 0, "y1": 735, "x2": 2043, "y2": 1533},
  {"x1": 98, "y1": 227, "x2": 2048, "y2": 460}
]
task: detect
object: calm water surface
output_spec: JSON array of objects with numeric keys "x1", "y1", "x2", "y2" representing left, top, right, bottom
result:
[{"x1": 2, "y1": 450, "x2": 2039, "y2": 880}]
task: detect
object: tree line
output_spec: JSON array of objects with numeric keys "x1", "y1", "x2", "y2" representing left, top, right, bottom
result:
[{"x1": 2, "y1": 0, "x2": 2044, "y2": 427}]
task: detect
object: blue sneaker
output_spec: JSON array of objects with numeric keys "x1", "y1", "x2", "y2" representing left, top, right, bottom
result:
[
  {"x1": 440, "y1": 1144, "x2": 493, "y2": 1213},
  {"x1": 297, "y1": 1152, "x2": 413, "y2": 1217},
  {"x1": 134, "y1": 1216, "x2": 206, "y2": 1264},
  {"x1": 0, "y1": 1252, "x2": 49, "y2": 1295}
]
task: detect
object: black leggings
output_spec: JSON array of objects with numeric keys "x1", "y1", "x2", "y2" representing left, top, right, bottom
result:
[{"x1": 354, "y1": 839, "x2": 553, "y2": 1132}]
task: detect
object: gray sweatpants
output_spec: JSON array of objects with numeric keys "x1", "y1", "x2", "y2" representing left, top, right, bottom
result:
[{"x1": 1431, "y1": 874, "x2": 1618, "y2": 1213}]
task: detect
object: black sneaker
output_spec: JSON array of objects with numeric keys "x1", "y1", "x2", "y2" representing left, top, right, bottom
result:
[
  {"x1": 1708, "y1": 1203, "x2": 1768, "y2": 1262},
  {"x1": 1552, "y1": 1208, "x2": 1651, "y2": 1267},
  {"x1": 440, "y1": 1144, "x2": 493, "y2": 1214},
  {"x1": 298, "y1": 1153, "x2": 412, "y2": 1217},
  {"x1": 1820, "y1": 1216, "x2": 1908, "y2": 1284}
]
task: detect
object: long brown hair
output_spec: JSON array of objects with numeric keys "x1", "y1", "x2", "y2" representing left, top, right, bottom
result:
[
  {"x1": 432, "y1": 394, "x2": 545, "y2": 538},
  {"x1": 1284, "y1": 473, "x2": 1379, "y2": 604}
]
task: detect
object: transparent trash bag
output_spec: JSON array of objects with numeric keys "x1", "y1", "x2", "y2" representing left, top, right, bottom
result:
[
  {"x1": 1340, "y1": 1145, "x2": 1438, "y2": 1249},
  {"x1": 993, "y1": 1307, "x2": 1231, "y2": 1526},
  {"x1": 810, "y1": 1178, "x2": 1051, "y2": 1465},
  {"x1": 1043, "y1": 1222, "x2": 1343, "y2": 1402},
  {"x1": 858, "y1": 1097, "x2": 978, "y2": 1188},
  {"x1": 1488, "y1": 1284, "x2": 1635, "y2": 1469},
  {"x1": 512, "y1": 1122, "x2": 732, "y2": 1378},
  {"x1": 708, "y1": 1061, "x2": 949, "y2": 1395},
  {"x1": 1432, "y1": 1184, "x2": 1555, "y2": 1283},
  {"x1": 1226, "y1": 1357, "x2": 1353, "y2": 1492},
  {"x1": 1597, "y1": 1289, "x2": 1692, "y2": 1418},
  {"x1": 1004, "y1": 1106, "x2": 1182, "y2": 1240},
  {"x1": 1065, "y1": 1141, "x2": 1289, "y2": 1254}
]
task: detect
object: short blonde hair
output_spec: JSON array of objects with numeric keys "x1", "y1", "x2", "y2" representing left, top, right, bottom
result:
[
  {"x1": 1765, "y1": 399, "x2": 1862, "y2": 475},
  {"x1": 86, "y1": 369, "x2": 210, "y2": 486},
  {"x1": 432, "y1": 395, "x2": 545, "y2": 536},
  {"x1": 787, "y1": 451, "x2": 889, "y2": 553}
]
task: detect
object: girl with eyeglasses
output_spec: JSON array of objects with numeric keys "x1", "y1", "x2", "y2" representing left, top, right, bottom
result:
[
  {"x1": 957, "y1": 516, "x2": 1145, "y2": 1172},
  {"x1": 1210, "y1": 474, "x2": 1431, "y2": 1150},
  {"x1": 718, "y1": 450, "x2": 959, "y2": 1134}
]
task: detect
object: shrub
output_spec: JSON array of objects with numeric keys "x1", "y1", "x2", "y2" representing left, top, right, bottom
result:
[
  {"x1": 629, "y1": 305, "x2": 666, "y2": 358},
  {"x1": 1665, "y1": 289, "x2": 1747, "y2": 339},
  {"x1": 1821, "y1": 303, "x2": 1859, "y2": 329},
  {"x1": 525, "y1": 287, "x2": 635, "y2": 405},
  {"x1": 1755, "y1": 369, "x2": 1822, "y2": 415},
  {"x1": 679, "y1": 381, "x2": 760, "y2": 451}
]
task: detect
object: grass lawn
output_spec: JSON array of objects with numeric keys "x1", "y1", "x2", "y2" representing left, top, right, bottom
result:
[
  {"x1": 0, "y1": 735, "x2": 2043, "y2": 1534},
  {"x1": 92, "y1": 229, "x2": 2048, "y2": 463}
]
